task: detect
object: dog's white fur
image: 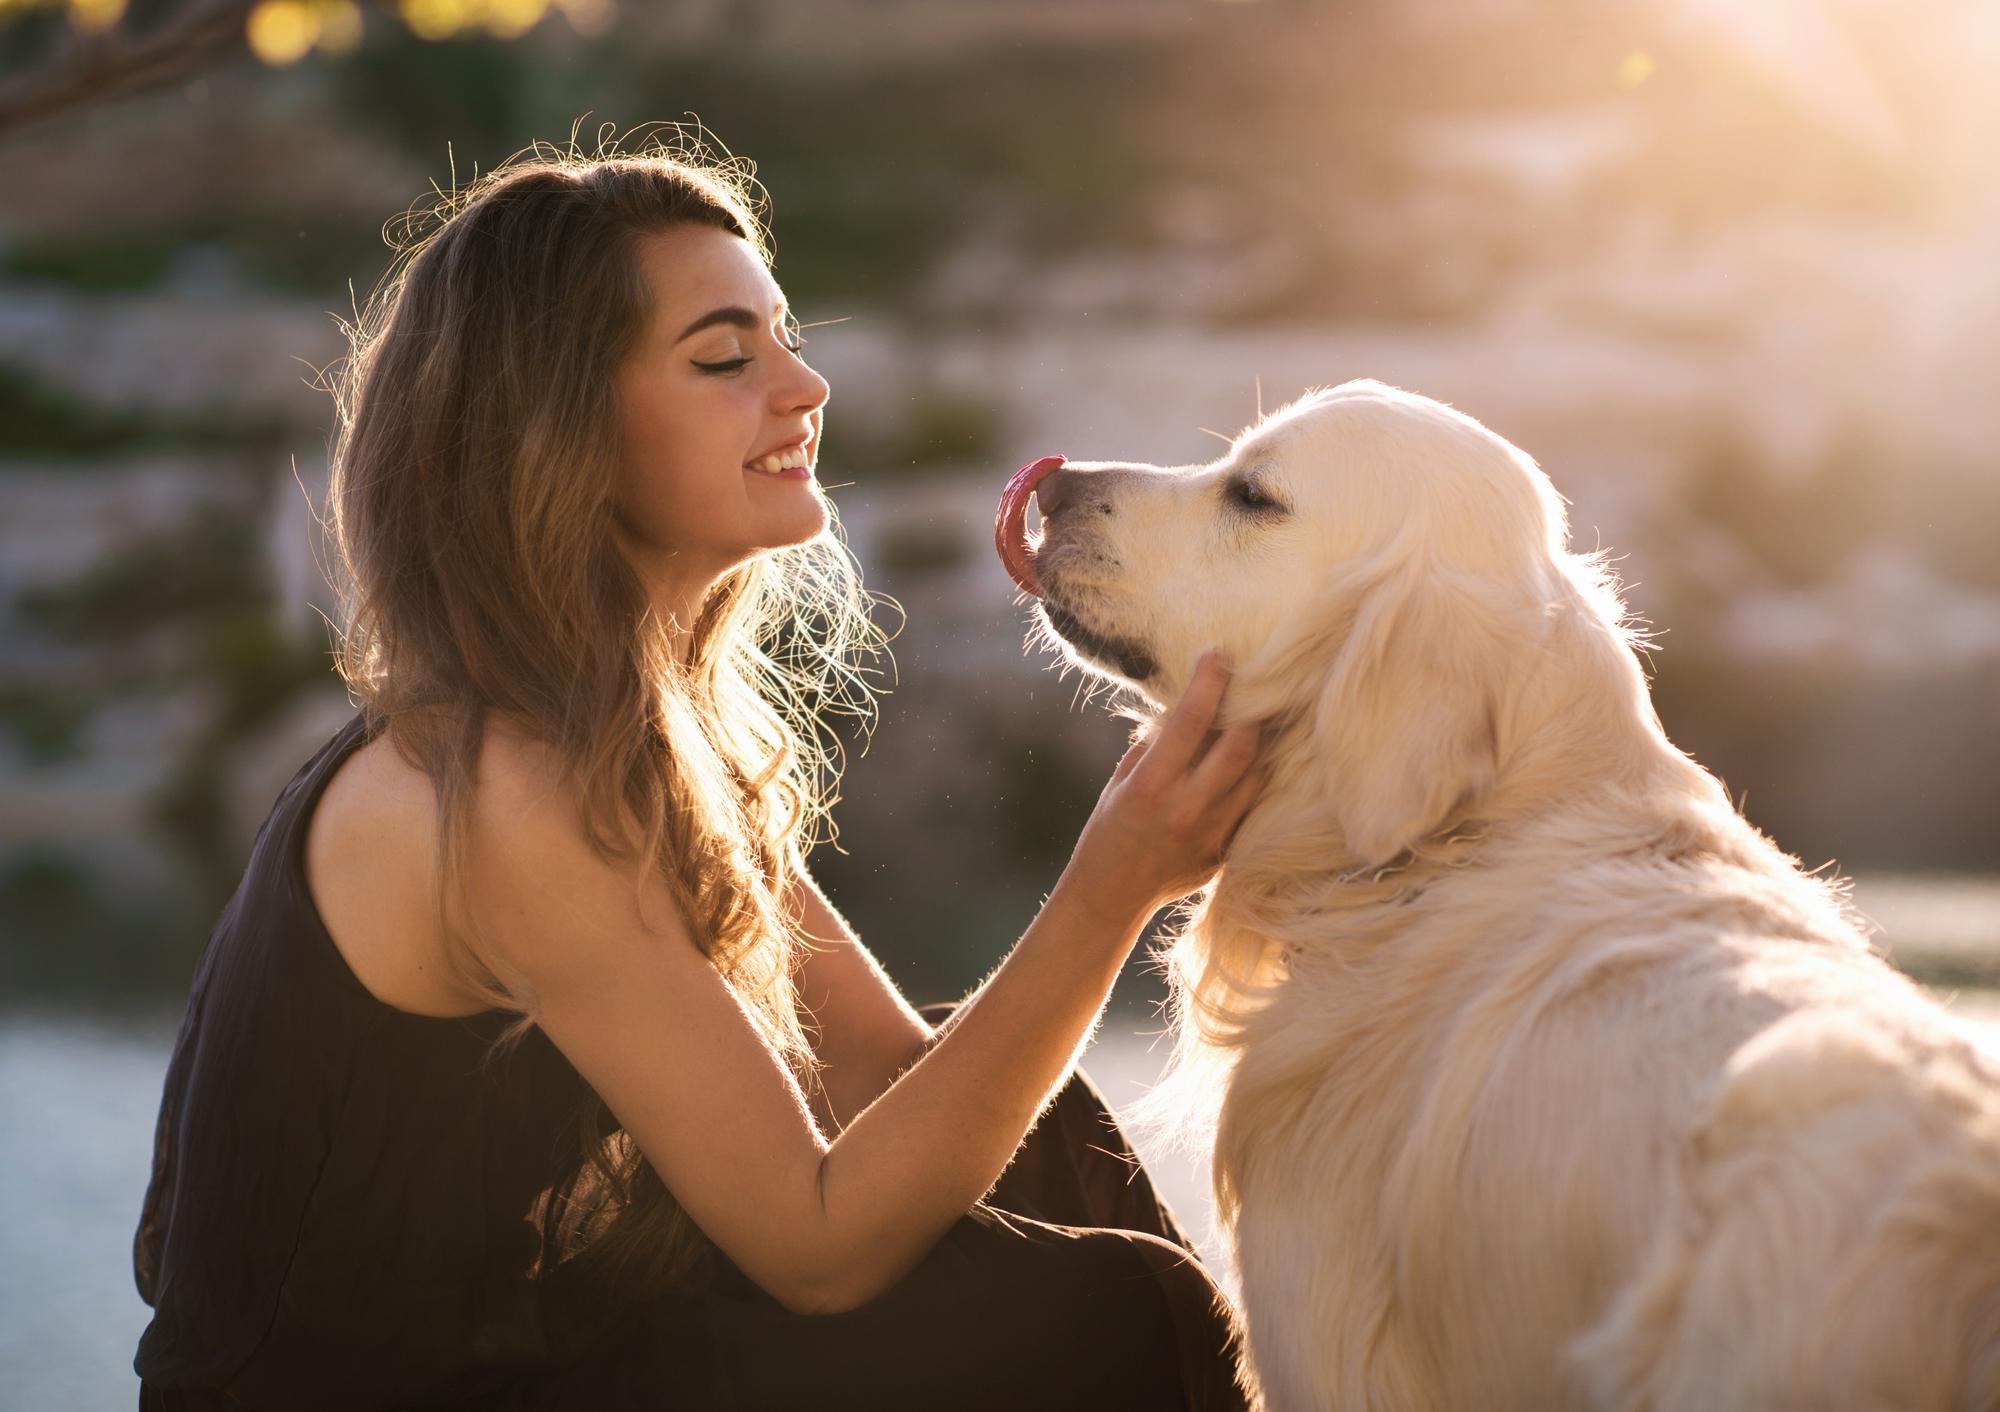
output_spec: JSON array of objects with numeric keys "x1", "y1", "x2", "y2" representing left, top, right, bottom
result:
[{"x1": 1031, "y1": 380, "x2": 2000, "y2": 1411}]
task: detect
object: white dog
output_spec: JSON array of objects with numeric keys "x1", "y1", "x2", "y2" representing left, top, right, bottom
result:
[{"x1": 997, "y1": 381, "x2": 2000, "y2": 1411}]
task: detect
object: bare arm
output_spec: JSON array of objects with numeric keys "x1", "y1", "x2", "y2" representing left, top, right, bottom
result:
[
  {"x1": 784, "y1": 858, "x2": 934, "y2": 1133},
  {"x1": 465, "y1": 653, "x2": 1263, "y2": 1315}
]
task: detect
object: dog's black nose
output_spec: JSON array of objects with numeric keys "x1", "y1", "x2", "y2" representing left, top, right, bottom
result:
[{"x1": 1035, "y1": 466, "x2": 1080, "y2": 518}]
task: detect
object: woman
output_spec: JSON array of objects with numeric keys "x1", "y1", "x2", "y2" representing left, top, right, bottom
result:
[{"x1": 133, "y1": 137, "x2": 1265, "y2": 1410}]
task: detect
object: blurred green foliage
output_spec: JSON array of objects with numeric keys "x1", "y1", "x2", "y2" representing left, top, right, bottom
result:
[
  {"x1": 991, "y1": 736, "x2": 1102, "y2": 873},
  {"x1": 4, "y1": 232, "x2": 177, "y2": 292},
  {"x1": 323, "y1": 30, "x2": 1167, "y2": 308},
  {"x1": 0, "y1": 361, "x2": 294, "y2": 456},
  {"x1": 8, "y1": 498, "x2": 330, "y2": 905},
  {"x1": 4, "y1": 219, "x2": 393, "y2": 300},
  {"x1": 879, "y1": 392, "x2": 1005, "y2": 471},
  {"x1": 0, "y1": 846, "x2": 208, "y2": 1006},
  {"x1": 831, "y1": 388, "x2": 1005, "y2": 483},
  {"x1": 17, "y1": 505, "x2": 263, "y2": 639},
  {"x1": 146, "y1": 609, "x2": 331, "y2": 903},
  {"x1": 0, "y1": 685, "x2": 90, "y2": 763},
  {"x1": 873, "y1": 522, "x2": 972, "y2": 577}
]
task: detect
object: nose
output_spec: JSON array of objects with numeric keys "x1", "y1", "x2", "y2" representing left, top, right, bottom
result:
[
  {"x1": 779, "y1": 353, "x2": 830, "y2": 414},
  {"x1": 1035, "y1": 466, "x2": 1083, "y2": 518}
]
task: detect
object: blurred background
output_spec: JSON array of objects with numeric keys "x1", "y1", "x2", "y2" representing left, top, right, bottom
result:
[{"x1": 2, "y1": 0, "x2": 1996, "y2": 1404}]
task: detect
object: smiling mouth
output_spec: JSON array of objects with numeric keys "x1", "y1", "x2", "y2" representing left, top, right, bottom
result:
[
  {"x1": 1041, "y1": 600, "x2": 1157, "y2": 681},
  {"x1": 746, "y1": 449, "x2": 813, "y2": 475},
  {"x1": 746, "y1": 431, "x2": 818, "y2": 473}
]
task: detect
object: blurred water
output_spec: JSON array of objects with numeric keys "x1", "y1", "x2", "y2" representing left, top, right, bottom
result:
[
  {"x1": 4, "y1": 873, "x2": 1993, "y2": 1410},
  {"x1": 0, "y1": 1012, "x2": 177, "y2": 1412}
]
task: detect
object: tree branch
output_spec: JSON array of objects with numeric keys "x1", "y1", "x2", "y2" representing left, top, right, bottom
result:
[{"x1": 0, "y1": 0, "x2": 262, "y2": 140}]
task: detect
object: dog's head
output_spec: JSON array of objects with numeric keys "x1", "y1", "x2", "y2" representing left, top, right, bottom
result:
[{"x1": 1013, "y1": 378, "x2": 1638, "y2": 869}]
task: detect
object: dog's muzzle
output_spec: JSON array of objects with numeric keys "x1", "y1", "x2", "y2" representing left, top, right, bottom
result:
[{"x1": 1039, "y1": 597, "x2": 1158, "y2": 683}]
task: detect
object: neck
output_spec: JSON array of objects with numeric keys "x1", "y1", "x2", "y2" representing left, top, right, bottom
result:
[
  {"x1": 626, "y1": 551, "x2": 715, "y2": 671},
  {"x1": 662, "y1": 607, "x2": 697, "y2": 670},
  {"x1": 1225, "y1": 659, "x2": 1720, "y2": 926}
]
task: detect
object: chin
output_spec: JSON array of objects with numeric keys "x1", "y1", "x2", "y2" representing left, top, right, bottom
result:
[
  {"x1": 764, "y1": 493, "x2": 832, "y2": 548},
  {"x1": 1037, "y1": 596, "x2": 1159, "y2": 689},
  {"x1": 796, "y1": 497, "x2": 833, "y2": 543}
]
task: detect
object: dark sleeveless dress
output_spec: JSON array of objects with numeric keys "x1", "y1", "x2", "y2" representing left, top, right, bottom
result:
[{"x1": 133, "y1": 709, "x2": 1247, "y2": 1411}]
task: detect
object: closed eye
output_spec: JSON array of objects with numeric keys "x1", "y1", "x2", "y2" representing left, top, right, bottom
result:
[
  {"x1": 693, "y1": 315, "x2": 810, "y2": 375},
  {"x1": 692, "y1": 335, "x2": 807, "y2": 376},
  {"x1": 1225, "y1": 476, "x2": 1289, "y2": 516}
]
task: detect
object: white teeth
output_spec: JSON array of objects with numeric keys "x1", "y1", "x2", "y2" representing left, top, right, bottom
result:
[{"x1": 748, "y1": 446, "x2": 809, "y2": 474}]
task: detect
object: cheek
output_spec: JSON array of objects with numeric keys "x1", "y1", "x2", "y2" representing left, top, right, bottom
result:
[
  {"x1": 619, "y1": 460, "x2": 695, "y2": 536},
  {"x1": 1118, "y1": 492, "x2": 1204, "y2": 588},
  {"x1": 1134, "y1": 506, "x2": 1276, "y2": 652},
  {"x1": 615, "y1": 387, "x2": 734, "y2": 520},
  {"x1": 1205, "y1": 551, "x2": 1296, "y2": 662}
]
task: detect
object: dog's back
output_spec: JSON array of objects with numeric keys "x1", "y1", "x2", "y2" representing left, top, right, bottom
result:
[
  {"x1": 1208, "y1": 820, "x2": 2000, "y2": 1412},
  {"x1": 1577, "y1": 991, "x2": 2000, "y2": 1412}
]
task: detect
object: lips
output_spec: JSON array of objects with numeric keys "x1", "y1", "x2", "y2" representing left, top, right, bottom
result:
[{"x1": 994, "y1": 454, "x2": 1065, "y2": 596}]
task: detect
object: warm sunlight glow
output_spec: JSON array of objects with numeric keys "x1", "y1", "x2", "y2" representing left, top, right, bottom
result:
[
  {"x1": 396, "y1": 0, "x2": 562, "y2": 42},
  {"x1": 66, "y1": 0, "x2": 124, "y2": 34},
  {"x1": 246, "y1": 0, "x2": 317, "y2": 66},
  {"x1": 0, "y1": 0, "x2": 610, "y2": 54},
  {"x1": 398, "y1": 0, "x2": 471, "y2": 41},
  {"x1": 315, "y1": 0, "x2": 363, "y2": 56},
  {"x1": 553, "y1": 0, "x2": 614, "y2": 38},
  {"x1": 1679, "y1": 0, "x2": 1903, "y2": 156},
  {"x1": 485, "y1": 0, "x2": 547, "y2": 39}
]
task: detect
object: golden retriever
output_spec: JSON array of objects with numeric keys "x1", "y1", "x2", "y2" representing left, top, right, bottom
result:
[{"x1": 997, "y1": 380, "x2": 2000, "y2": 1411}]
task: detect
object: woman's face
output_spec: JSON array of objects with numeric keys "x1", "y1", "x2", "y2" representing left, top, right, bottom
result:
[{"x1": 612, "y1": 224, "x2": 831, "y2": 609}]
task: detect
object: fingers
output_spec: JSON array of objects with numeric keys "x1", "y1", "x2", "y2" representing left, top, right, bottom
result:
[
  {"x1": 1187, "y1": 718, "x2": 1260, "y2": 801},
  {"x1": 1141, "y1": 650, "x2": 1233, "y2": 782},
  {"x1": 1214, "y1": 745, "x2": 1271, "y2": 850},
  {"x1": 1079, "y1": 692, "x2": 1271, "y2": 916},
  {"x1": 1110, "y1": 734, "x2": 1147, "y2": 784}
]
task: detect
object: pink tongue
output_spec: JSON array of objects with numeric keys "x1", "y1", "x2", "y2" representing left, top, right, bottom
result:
[{"x1": 994, "y1": 454, "x2": 1066, "y2": 597}]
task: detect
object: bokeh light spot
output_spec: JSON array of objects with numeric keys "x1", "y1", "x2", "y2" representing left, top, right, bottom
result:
[
  {"x1": 487, "y1": 0, "x2": 549, "y2": 40},
  {"x1": 246, "y1": 0, "x2": 318, "y2": 66},
  {"x1": 315, "y1": 0, "x2": 364, "y2": 56},
  {"x1": 554, "y1": 0, "x2": 614, "y2": 38},
  {"x1": 398, "y1": 0, "x2": 468, "y2": 41},
  {"x1": 67, "y1": 0, "x2": 127, "y2": 34}
]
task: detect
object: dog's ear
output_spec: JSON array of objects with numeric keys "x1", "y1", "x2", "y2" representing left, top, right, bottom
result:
[{"x1": 1312, "y1": 560, "x2": 1517, "y2": 870}]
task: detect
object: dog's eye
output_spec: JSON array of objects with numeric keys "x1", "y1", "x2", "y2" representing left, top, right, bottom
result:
[{"x1": 1226, "y1": 478, "x2": 1284, "y2": 514}]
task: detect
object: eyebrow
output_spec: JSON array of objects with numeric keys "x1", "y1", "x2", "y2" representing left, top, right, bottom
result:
[{"x1": 673, "y1": 303, "x2": 790, "y2": 346}]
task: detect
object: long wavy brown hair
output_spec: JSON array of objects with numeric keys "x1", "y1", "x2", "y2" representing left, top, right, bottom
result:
[{"x1": 320, "y1": 128, "x2": 891, "y2": 1312}]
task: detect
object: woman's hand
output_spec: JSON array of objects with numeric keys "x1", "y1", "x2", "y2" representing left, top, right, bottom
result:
[{"x1": 1059, "y1": 650, "x2": 1268, "y2": 927}]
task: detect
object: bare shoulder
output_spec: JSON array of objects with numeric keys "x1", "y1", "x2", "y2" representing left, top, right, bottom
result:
[
  {"x1": 456, "y1": 715, "x2": 697, "y2": 1004},
  {"x1": 304, "y1": 720, "x2": 490, "y2": 1018},
  {"x1": 463, "y1": 712, "x2": 596, "y2": 839},
  {"x1": 462, "y1": 712, "x2": 625, "y2": 869},
  {"x1": 306, "y1": 712, "x2": 667, "y2": 1017}
]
